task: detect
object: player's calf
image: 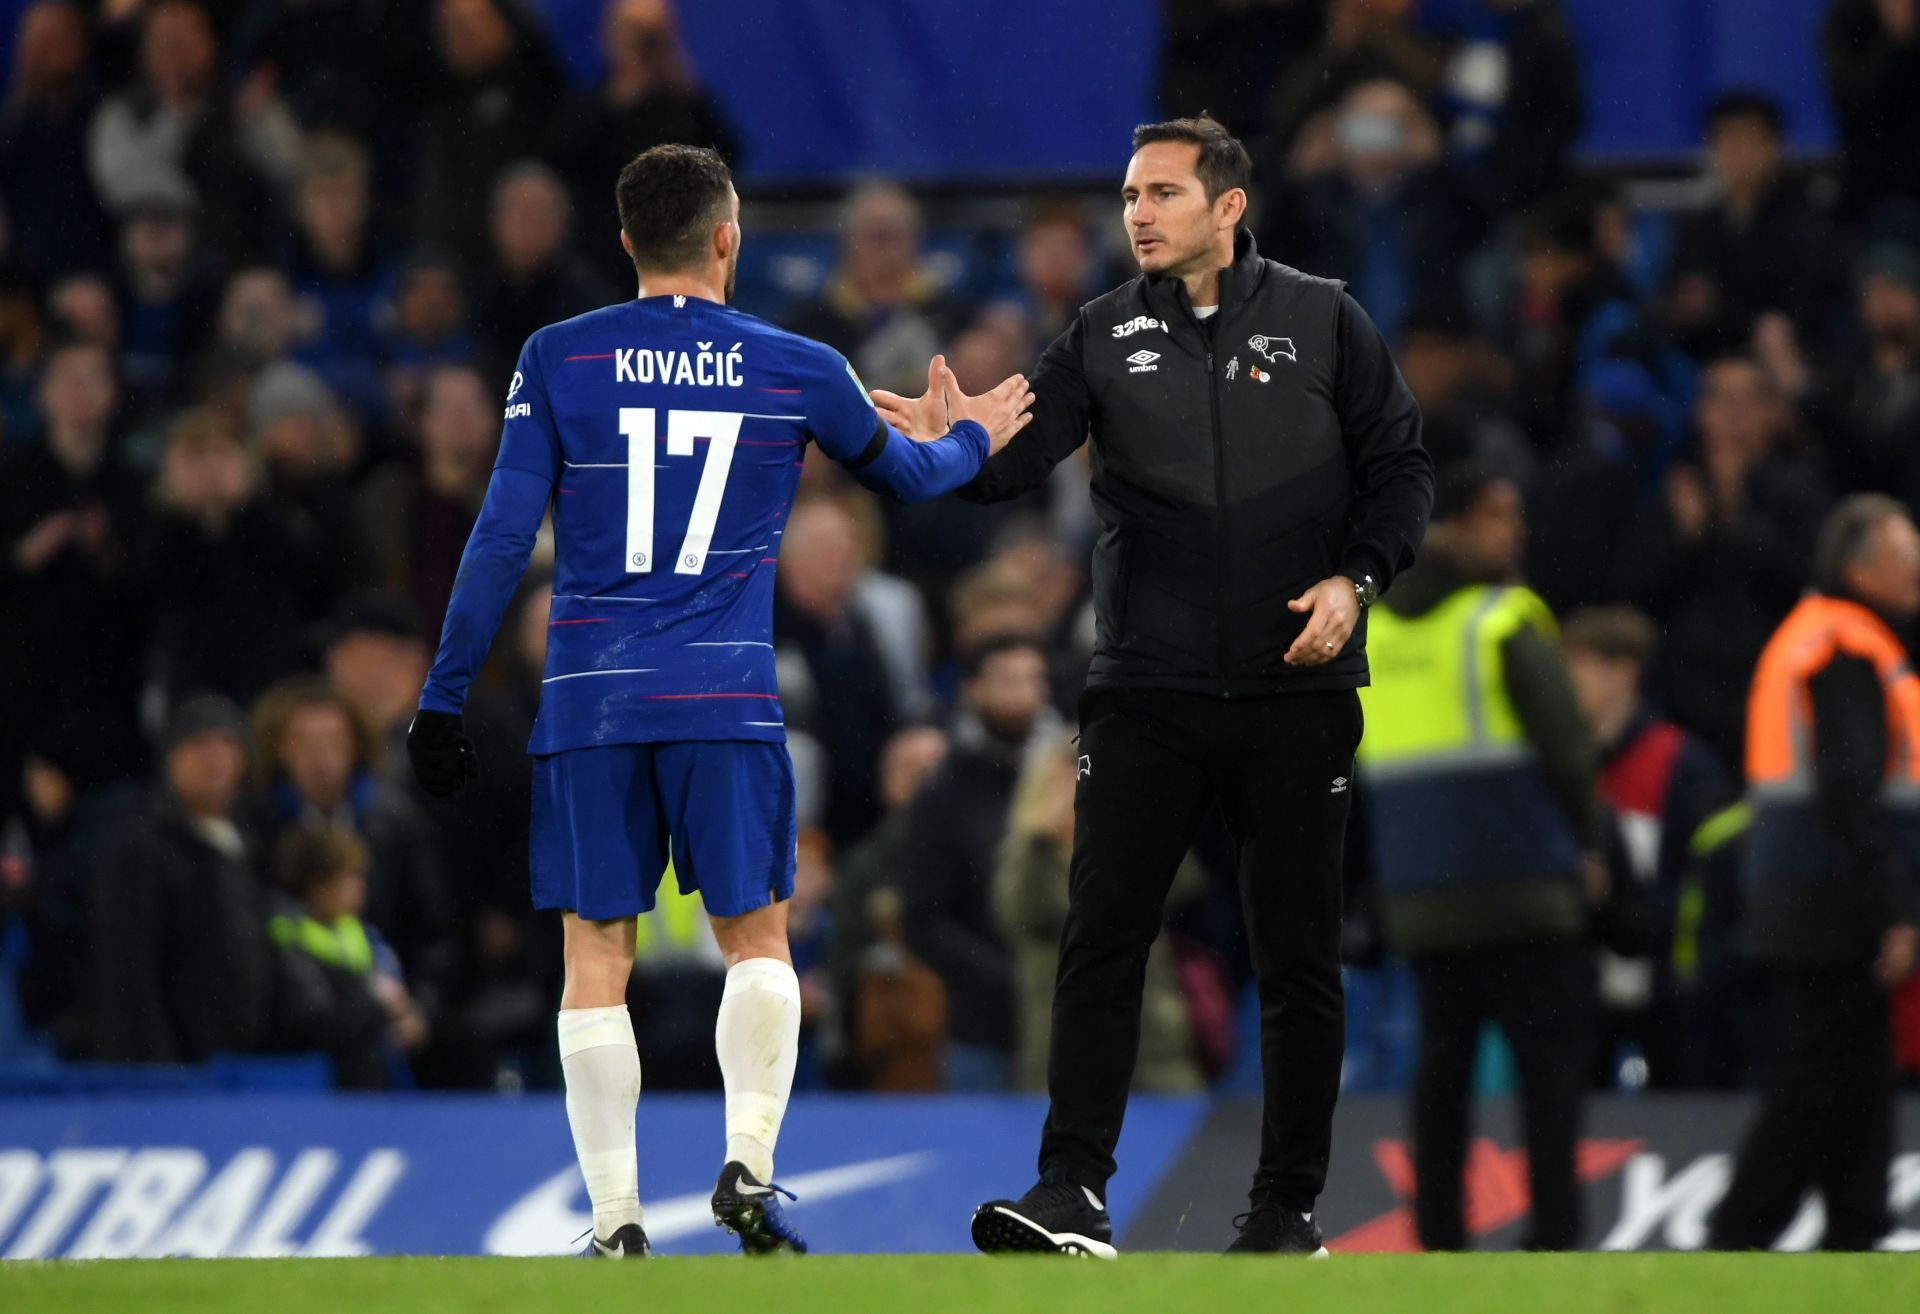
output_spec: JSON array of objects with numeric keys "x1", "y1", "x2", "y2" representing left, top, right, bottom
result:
[
  {"x1": 710, "y1": 904, "x2": 801, "y2": 1174},
  {"x1": 557, "y1": 916, "x2": 645, "y2": 1252}
]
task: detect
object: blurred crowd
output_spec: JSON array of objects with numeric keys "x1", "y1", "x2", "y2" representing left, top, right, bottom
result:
[{"x1": 3, "y1": 0, "x2": 1920, "y2": 1093}]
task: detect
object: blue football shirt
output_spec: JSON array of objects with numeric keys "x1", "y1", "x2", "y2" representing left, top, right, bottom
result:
[{"x1": 418, "y1": 294, "x2": 988, "y2": 754}]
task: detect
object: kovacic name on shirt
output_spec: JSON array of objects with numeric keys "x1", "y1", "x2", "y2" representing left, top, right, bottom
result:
[{"x1": 615, "y1": 343, "x2": 746, "y2": 387}]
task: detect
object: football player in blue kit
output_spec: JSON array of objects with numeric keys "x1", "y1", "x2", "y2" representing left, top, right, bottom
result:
[{"x1": 405, "y1": 145, "x2": 1033, "y2": 1258}]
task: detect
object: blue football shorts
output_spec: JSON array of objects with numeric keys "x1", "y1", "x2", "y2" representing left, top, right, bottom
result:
[{"x1": 529, "y1": 741, "x2": 797, "y2": 921}]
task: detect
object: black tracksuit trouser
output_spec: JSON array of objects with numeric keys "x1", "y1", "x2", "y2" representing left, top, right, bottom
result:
[
  {"x1": 1708, "y1": 966, "x2": 1894, "y2": 1251},
  {"x1": 1408, "y1": 938, "x2": 1593, "y2": 1250},
  {"x1": 1039, "y1": 686, "x2": 1363, "y2": 1211}
]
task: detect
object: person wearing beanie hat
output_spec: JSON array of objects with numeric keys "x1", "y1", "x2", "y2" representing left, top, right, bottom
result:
[
  {"x1": 160, "y1": 693, "x2": 248, "y2": 759},
  {"x1": 246, "y1": 360, "x2": 338, "y2": 438},
  {"x1": 87, "y1": 689, "x2": 273, "y2": 1064},
  {"x1": 109, "y1": 160, "x2": 222, "y2": 423},
  {"x1": 247, "y1": 360, "x2": 358, "y2": 497}
]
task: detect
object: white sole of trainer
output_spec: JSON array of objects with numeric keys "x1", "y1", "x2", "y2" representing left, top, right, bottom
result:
[
  {"x1": 975, "y1": 1205, "x2": 1119, "y2": 1260},
  {"x1": 1227, "y1": 1244, "x2": 1332, "y2": 1257}
]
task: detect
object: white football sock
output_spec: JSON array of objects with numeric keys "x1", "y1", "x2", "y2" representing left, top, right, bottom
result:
[
  {"x1": 558, "y1": 1006, "x2": 643, "y2": 1238},
  {"x1": 715, "y1": 956, "x2": 801, "y2": 1183}
]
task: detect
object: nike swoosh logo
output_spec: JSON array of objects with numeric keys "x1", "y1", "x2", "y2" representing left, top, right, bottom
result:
[
  {"x1": 1082, "y1": 1186, "x2": 1106, "y2": 1213},
  {"x1": 484, "y1": 1152, "x2": 936, "y2": 1255}
]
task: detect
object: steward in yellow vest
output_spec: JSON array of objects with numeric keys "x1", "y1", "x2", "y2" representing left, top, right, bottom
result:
[
  {"x1": 1357, "y1": 487, "x2": 1607, "y2": 957},
  {"x1": 632, "y1": 860, "x2": 719, "y2": 964},
  {"x1": 1354, "y1": 461, "x2": 1605, "y2": 1253}
]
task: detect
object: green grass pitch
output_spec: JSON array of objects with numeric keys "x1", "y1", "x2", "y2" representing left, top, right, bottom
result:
[{"x1": 3, "y1": 1254, "x2": 1915, "y2": 1314}]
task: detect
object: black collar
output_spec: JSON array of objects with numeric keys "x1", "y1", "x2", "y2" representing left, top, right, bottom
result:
[
  {"x1": 1826, "y1": 591, "x2": 1917, "y2": 655},
  {"x1": 1139, "y1": 230, "x2": 1264, "y2": 327}
]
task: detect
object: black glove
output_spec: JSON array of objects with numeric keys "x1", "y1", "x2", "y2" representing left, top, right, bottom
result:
[{"x1": 406, "y1": 709, "x2": 479, "y2": 798}]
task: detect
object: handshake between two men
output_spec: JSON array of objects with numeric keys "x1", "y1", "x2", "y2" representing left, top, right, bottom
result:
[{"x1": 870, "y1": 355, "x2": 1033, "y2": 454}]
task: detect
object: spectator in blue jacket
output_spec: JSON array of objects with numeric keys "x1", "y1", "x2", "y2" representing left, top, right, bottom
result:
[{"x1": 279, "y1": 132, "x2": 395, "y2": 423}]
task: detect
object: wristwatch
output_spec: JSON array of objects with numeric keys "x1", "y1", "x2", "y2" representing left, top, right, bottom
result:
[{"x1": 1346, "y1": 572, "x2": 1379, "y2": 610}]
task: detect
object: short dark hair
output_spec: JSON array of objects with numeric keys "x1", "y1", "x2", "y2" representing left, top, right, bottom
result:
[
  {"x1": 1130, "y1": 116, "x2": 1252, "y2": 203},
  {"x1": 615, "y1": 144, "x2": 733, "y2": 274},
  {"x1": 1431, "y1": 456, "x2": 1512, "y2": 524},
  {"x1": 1520, "y1": 193, "x2": 1599, "y2": 257},
  {"x1": 1561, "y1": 605, "x2": 1659, "y2": 669},
  {"x1": 1705, "y1": 89, "x2": 1785, "y2": 139},
  {"x1": 42, "y1": 331, "x2": 112, "y2": 370},
  {"x1": 1813, "y1": 493, "x2": 1911, "y2": 595},
  {"x1": 961, "y1": 632, "x2": 1045, "y2": 680},
  {"x1": 276, "y1": 825, "x2": 369, "y2": 897}
]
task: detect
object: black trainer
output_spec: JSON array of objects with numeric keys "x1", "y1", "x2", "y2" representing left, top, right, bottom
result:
[
  {"x1": 711, "y1": 1160, "x2": 808, "y2": 1255},
  {"x1": 584, "y1": 1222, "x2": 651, "y2": 1258},
  {"x1": 1225, "y1": 1198, "x2": 1329, "y2": 1256},
  {"x1": 971, "y1": 1176, "x2": 1117, "y2": 1258}
]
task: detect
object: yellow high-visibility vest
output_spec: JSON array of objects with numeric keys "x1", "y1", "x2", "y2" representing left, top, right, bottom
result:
[
  {"x1": 633, "y1": 859, "x2": 707, "y2": 960},
  {"x1": 1357, "y1": 584, "x2": 1581, "y2": 890}
]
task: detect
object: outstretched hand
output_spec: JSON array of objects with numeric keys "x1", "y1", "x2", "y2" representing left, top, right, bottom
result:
[
  {"x1": 872, "y1": 355, "x2": 951, "y2": 441},
  {"x1": 873, "y1": 355, "x2": 1035, "y2": 454}
]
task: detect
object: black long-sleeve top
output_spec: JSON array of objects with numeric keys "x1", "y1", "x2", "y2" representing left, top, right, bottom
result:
[{"x1": 957, "y1": 232, "x2": 1432, "y2": 695}]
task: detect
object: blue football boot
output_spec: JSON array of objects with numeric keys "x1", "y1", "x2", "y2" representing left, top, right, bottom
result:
[{"x1": 711, "y1": 1160, "x2": 808, "y2": 1255}]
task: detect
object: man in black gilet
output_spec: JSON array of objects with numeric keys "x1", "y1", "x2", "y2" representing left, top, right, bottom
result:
[{"x1": 879, "y1": 117, "x2": 1432, "y2": 1256}]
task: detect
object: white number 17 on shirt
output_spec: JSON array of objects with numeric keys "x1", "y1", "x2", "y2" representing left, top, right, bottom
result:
[{"x1": 620, "y1": 407, "x2": 745, "y2": 574}]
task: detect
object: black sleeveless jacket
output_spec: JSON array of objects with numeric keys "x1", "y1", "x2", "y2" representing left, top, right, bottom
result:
[{"x1": 961, "y1": 232, "x2": 1433, "y2": 695}]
